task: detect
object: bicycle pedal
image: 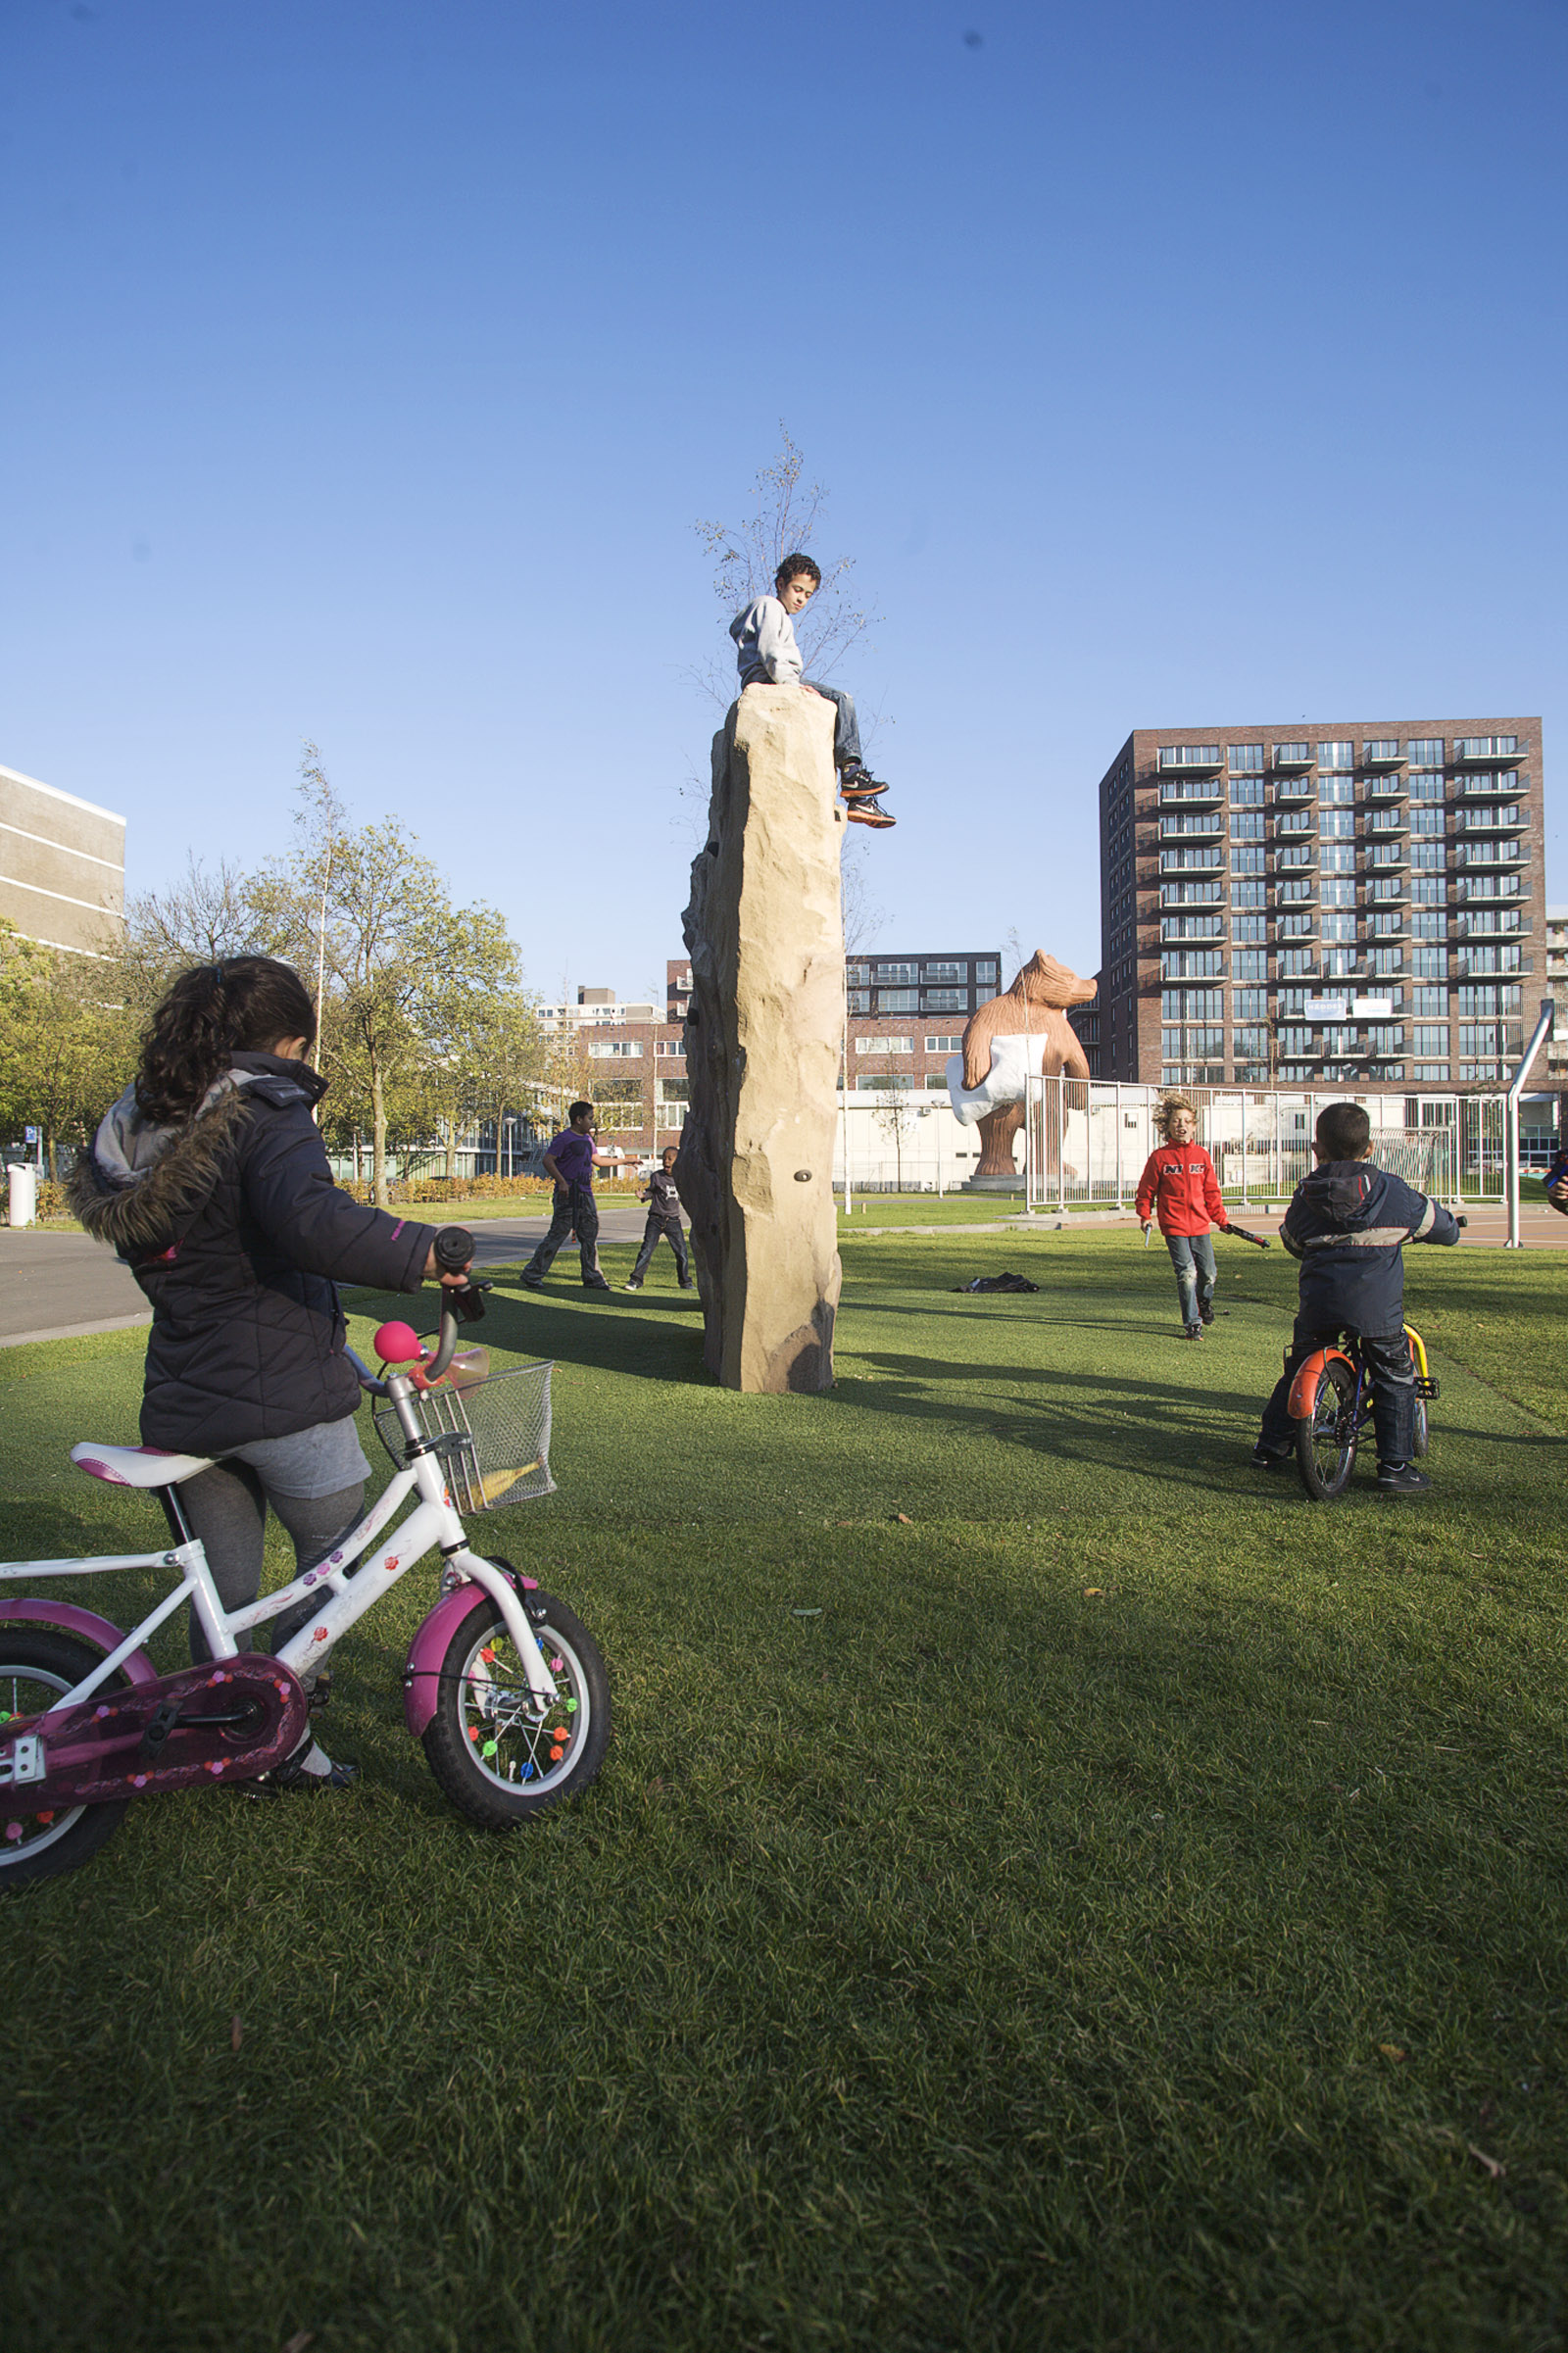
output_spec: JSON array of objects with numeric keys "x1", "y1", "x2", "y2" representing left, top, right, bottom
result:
[{"x1": 308, "y1": 1671, "x2": 334, "y2": 1715}]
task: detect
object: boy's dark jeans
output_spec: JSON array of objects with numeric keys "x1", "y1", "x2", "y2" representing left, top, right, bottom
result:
[
  {"x1": 803, "y1": 681, "x2": 862, "y2": 767},
  {"x1": 630, "y1": 1214, "x2": 690, "y2": 1285},
  {"x1": 1258, "y1": 1318, "x2": 1416, "y2": 1464},
  {"x1": 522, "y1": 1182, "x2": 607, "y2": 1288}
]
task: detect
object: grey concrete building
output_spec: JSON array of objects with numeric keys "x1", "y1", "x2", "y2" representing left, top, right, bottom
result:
[
  {"x1": 1097, "y1": 720, "x2": 1545, "y2": 1091},
  {"x1": 0, "y1": 761, "x2": 125, "y2": 956}
]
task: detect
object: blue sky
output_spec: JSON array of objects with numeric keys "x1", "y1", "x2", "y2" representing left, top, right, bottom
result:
[{"x1": 4, "y1": 0, "x2": 1563, "y2": 1000}]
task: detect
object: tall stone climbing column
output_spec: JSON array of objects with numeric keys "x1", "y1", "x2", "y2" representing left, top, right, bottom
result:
[{"x1": 679, "y1": 685, "x2": 845, "y2": 1393}]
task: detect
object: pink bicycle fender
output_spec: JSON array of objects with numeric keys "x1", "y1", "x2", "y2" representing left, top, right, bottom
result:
[
  {"x1": 403, "y1": 1573, "x2": 537, "y2": 1739},
  {"x1": 0, "y1": 1598, "x2": 159, "y2": 1691}
]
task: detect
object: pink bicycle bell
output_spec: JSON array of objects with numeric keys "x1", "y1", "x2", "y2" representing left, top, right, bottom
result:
[{"x1": 374, "y1": 1322, "x2": 424, "y2": 1367}]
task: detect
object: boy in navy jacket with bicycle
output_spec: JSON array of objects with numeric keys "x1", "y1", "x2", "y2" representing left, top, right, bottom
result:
[{"x1": 1251, "y1": 1101, "x2": 1461, "y2": 1495}]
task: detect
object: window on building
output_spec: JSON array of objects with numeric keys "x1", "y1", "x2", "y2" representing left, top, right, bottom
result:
[
  {"x1": 1275, "y1": 810, "x2": 1313, "y2": 836},
  {"x1": 1318, "y1": 776, "x2": 1355, "y2": 807},
  {"x1": 1368, "y1": 877, "x2": 1402, "y2": 904},
  {"x1": 1412, "y1": 1026, "x2": 1448, "y2": 1055},
  {"x1": 855, "y1": 1073, "x2": 916, "y2": 1090},
  {"x1": 1160, "y1": 952, "x2": 1224, "y2": 979},
  {"x1": 1320, "y1": 843, "x2": 1356, "y2": 871},
  {"x1": 925, "y1": 1074, "x2": 951, "y2": 1089},
  {"x1": 1413, "y1": 1062, "x2": 1448, "y2": 1082},
  {"x1": 1411, "y1": 948, "x2": 1446, "y2": 979},
  {"x1": 1456, "y1": 735, "x2": 1520, "y2": 759},
  {"x1": 1459, "y1": 1061, "x2": 1505, "y2": 1083},
  {"x1": 922, "y1": 988, "x2": 969, "y2": 1010},
  {"x1": 1409, "y1": 842, "x2": 1444, "y2": 869},
  {"x1": 855, "y1": 1036, "x2": 913, "y2": 1054},
  {"x1": 1369, "y1": 948, "x2": 1406, "y2": 976},
  {"x1": 656, "y1": 1079, "x2": 690, "y2": 1105},
  {"x1": 1321, "y1": 879, "x2": 1357, "y2": 907},
  {"x1": 1232, "y1": 914, "x2": 1266, "y2": 943},
  {"x1": 1371, "y1": 911, "x2": 1405, "y2": 939},
  {"x1": 1162, "y1": 988, "x2": 1222, "y2": 1020},
  {"x1": 1407, "y1": 739, "x2": 1445, "y2": 765},
  {"x1": 1410, "y1": 911, "x2": 1446, "y2": 941},
  {"x1": 1233, "y1": 1024, "x2": 1268, "y2": 1054},
  {"x1": 588, "y1": 1040, "x2": 644, "y2": 1058},
  {"x1": 1163, "y1": 878, "x2": 1222, "y2": 905},
  {"x1": 1232, "y1": 879, "x2": 1267, "y2": 907},
  {"x1": 1458, "y1": 984, "x2": 1522, "y2": 1014},
  {"x1": 1411, "y1": 877, "x2": 1446, "y2": 905},
  {"x1": 1234, "y1": 988, "x2": 1268, "y2": 1020},
  {"x1": 1412, "y1": 987, "x2": 1448, "y2": 1017},
  {"x1": 1274, "y1": 742, "x2": 1310, "y2": 764},
  {"x1": 1278, "y1": 912, "x2": 1313, "y2": 940},
  {"x1": 1230, "y1": 812, "x2": 1265, "y2": 841},
  {"x1": 874, "y1": 961, "x2": 917, "y2": 982},
  {"x1": 975, "y1": 961, "x2": 999, "y2": 982},
  {"x1": 1279, "y1": 950, "x2": 1315, "y2": 977},
  {"x1": 1276, "y1": 842, "x2": 1313, "y2": 868},
  {"x1": 1318, "y1": 742, "x2": 1353, "y2": 769},
  {"x1": 1319, "y1": 810, "x2": 1355, "y2": 838},
  {"x1": 1366, "y1": 1025, "x2": 1404, "y2": 1054},
  {"x1": 655, "y1": 1040, "x2": 687, "y2": 1056},
  {"x1": 925, "y1": 1034, "x2": 963, "y2": 1053},
  {"x1": 1233, "y1": 846, "x2": 1266, "y2": 874},
  {"x1": 1363, "y1": 740, "x2": 1399, "y2": 762},
  {"x1": 876, "y1": 989, "x2": 919, "y2": 1012},
  {"x1": 1320, "y1": 912, "x2": 1357, "y2": 942},
  {"x1": 1408, "y1": 771, "x2": 1445, "y2": 801},
  {"x1": 1229, "y1": 744, "x2": 1264, "y2": 772},
  {"x1": 846, "y1": 961, "x2": 871, "y2": 985},
  {"x1": 922, "y1": 960, "x2": 966, "y2": 982},
  {"x1": 1409, "y1": 806, "x2": 1445, "y2": 836},
  {"x1": 1230, "y1": 777, "x2": 1264, "y2": 808},
  {"x1": 1234, "y1": 949, "x2": 1268, "y2": 981},
  {"x1": 846, "y1": 990, "x2": 870, "y2": 1014}
]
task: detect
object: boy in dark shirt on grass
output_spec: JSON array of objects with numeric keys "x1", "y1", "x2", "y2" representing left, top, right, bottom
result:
[
  {"x1": 623, "y1": 1147, "x2": 695, "y2": 1293},
  {"x1": 1251, "y1": 1100, "x2": 1460, "y2": 1495},
  {"x1": 519, "y1": 1102, "x2": 629, "y2": 1294}
]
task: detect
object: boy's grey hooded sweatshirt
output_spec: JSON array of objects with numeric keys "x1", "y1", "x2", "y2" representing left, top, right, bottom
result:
[
  {"x1": 1280, "y1": 1159, "x2": 1460, "y2": 1334},
  {"x1": 730, "y1": 595, "x2": 803, "y2": 687}
]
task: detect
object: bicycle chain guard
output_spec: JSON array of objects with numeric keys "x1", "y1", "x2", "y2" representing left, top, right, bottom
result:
[{"x1": 1, "y1": 1654, "x2": 309, "y2": 1810}]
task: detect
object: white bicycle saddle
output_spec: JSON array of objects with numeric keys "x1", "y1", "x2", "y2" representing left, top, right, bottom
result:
[{"x1": 72, "y1": 1443, "x2": 216, "y2": 1489}]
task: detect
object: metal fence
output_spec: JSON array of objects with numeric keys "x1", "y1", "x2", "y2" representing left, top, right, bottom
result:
[{"x1": 1017, "y1": 1079, "x2": 1507, "y2": 1211}]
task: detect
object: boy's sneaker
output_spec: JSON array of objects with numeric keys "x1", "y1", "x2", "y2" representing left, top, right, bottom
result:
[
  {"x1": 679, "y1": 1278, "x2": 696, "y2": 1291},
  {"x1": 1184, "y1": 1323, "x2": 1202, "y2": 1341},
  {"x1": 519, "y1": 1273, "x2": 543, "y2": 1291},
  {"x1": 1377, "y1": 1461, "x2": 1432, "y2": 1496},
  {"x1": 622, "y1": 1279, "x2": 643, "y2": 1292},
  {"x1": 847, "y1": 805, "x2": 896, "y2": 828},
  {"x1": 838, "y1": 764, "x2": 888, "y2": 797},
  {"x1": 1199, "y1": 1303, "x2": 1215, "y2": 1325},
  {"x1": 1250, "y1": 1445, "x2": 1290, "y2": 1471}
]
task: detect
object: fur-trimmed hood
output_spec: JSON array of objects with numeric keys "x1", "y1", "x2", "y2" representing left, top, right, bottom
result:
[{"x1": 69, "y1": 1057, "x2": 327, "y2": 1254}]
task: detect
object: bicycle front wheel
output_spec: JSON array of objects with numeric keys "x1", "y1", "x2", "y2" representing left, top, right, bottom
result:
[
  {"x1": 1, "y1": 1630, "x2": 130, "y2": 1889},
  {"x1": 1296, "y1": 1360, "x2": 1359, "y2": 1501},
  {"x1": 422, "y1": 1591, "x2": 611, "y2": 1828}
]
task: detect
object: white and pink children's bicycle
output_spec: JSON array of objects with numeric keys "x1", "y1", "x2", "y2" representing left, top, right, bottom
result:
[{"x1": 0, "y1": 1238, "x2": 610, "y2": 1887}]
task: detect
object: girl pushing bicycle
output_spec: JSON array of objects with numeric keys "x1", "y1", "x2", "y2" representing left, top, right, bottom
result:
[{"x1": 69, "y1": 956, "x2": 472, "y2": 1793}]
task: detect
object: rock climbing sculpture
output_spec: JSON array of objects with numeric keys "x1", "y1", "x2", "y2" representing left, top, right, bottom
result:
[{"x1": 947, "y1": 951, "x2": 1097, "y2": 1181}]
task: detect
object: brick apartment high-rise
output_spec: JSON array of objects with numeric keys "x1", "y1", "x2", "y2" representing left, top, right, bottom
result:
[{"x1": 1097, "y1": 720, "x2": 1546, "y2": 1091}]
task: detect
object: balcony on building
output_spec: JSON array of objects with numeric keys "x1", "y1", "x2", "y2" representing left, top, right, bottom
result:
[
  {"x1": 1457, "y1": 806, "x2": 1526, "y2": 836},
  {"x1": 1158, "y1": 811, "x2": 1224, "y2": 840},
  {"x1": 1456, "y1": 907, "x2": 1524, "y2": 939},
  {"x1": 1158, "y1": 916, "x2": 1225, "y2": 944},
  {"x1": 1368, "y1": 908, "x2": 1409, "y2": 938},
  {"x1": 1156, "y1": 745, "x2": 1225, "y2": 778},
  {"x1": 1455, "y1": 839, "x2": 1524, "y2": 869},
  {"x1": 1366, "y1": 807, "x2": 1406, "y2": 834},
  {"x1": 1364, "y1": 771, "x2": 1406, "y2": 800},
  {"x1": 1157, "y1": 777, "x2": 1224, "y2": 808},
  {"x1": 1457, "y1": 769, "x2": 1521, "y2": 800},
  {"x1": 1361, "y1": 741, "x2": 1406, "y2": 770},
  {"x1": 1452, "y1": 735, "x2": 1523, "y2": 768},
  {"x1": 1455, "y1": 874, "x2": 1523, "y2": 903},
  {"x1": 1366, "y1": 874, "x2": 1410, "y2": 904},
  {"x1": 1271, "y1": 744, "x2": 1315, "y2": 774}
]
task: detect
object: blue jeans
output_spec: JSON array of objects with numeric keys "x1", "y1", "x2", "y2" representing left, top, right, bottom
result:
[
  {"x1": 803, "y1": 681, "x2": 862, "y2": 767},
  {"x1": 1164, "y1": 1232, "x2": 1215, "y2": 1327}
]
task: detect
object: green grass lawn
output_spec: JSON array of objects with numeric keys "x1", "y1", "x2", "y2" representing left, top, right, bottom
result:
[{"x1": 3, "y1": 1229, "x2": 1567, "y2": 2352}]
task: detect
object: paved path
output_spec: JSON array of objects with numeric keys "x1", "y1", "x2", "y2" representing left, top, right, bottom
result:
[
  {"x1": 0, "y1": 1229, "x2": 151, "y2": 1348},
  {"x1": 4, "y1": 1196, "x2": 1560, "y2": 1348}
]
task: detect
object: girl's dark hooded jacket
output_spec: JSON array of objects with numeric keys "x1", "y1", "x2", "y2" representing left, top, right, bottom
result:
[{"x1": 69, "y1": 1053, "x2": 435, "y2": 1453}]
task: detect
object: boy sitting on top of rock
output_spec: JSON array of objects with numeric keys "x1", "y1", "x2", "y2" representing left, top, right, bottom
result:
[{"x1": 729, "y1": 553, "x2": 894, "y2": 830}]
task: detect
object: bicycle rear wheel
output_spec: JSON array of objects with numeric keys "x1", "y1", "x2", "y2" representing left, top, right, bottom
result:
[
  {"x1": 1412, "y1": 1396, "x2": 1430, "y2": 1459},
  {"x1": 1, "y1": 1630, "x2": 130, "y2": 1888},
  {"x1": 1296, "y1": 1360, "x2": 1360, "y2": 1500}
]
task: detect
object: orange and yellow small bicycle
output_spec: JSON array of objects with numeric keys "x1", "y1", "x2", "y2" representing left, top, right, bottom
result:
[{"x1": 1288, "y1": 1322, "x2": 1440, "y2": 1501}]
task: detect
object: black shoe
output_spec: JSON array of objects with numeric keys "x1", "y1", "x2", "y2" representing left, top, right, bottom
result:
[
  {"x1": 232, "y1": 1746, "x2": 359, "y2": 1799},
  {"x1": 1377, "y1": 1462, "x2": 1432, "y2": 1496},
  {"x1": 839, "y1": 764, "x2": 888, "y2": 798},
  {"x1": 622, "y1": 1279, "x2": 643, "y2": 1293},
  {"x1": 519, "y1": 1274, "x2": 543, "y2": 1291},
  {"x1": 1199, "y1": 1304, "x2": 1214, "y2": 1326},
  {"x1": 1250, "y1": 1446, "x2": 1290, "y2": 1471},
  {"x1": 1184, "y1": 1323, "x2": 1202, "y2": 1341},
  {"x1": 679, "y1": 1279, "x2": 696, "y2": 1291},
  {"x1": 582, "y1": 1281, "x2": 612, "y2": 1295}
]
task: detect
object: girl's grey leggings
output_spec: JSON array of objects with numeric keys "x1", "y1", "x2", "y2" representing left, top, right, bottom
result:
[{"x1": 180, "y1": 1458, "x2": 365, "y2": 1665}]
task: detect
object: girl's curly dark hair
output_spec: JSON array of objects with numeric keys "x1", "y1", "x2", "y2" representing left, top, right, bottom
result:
[{"x1": 135, "y1": 956, "x2": 318, "y2": 1125}]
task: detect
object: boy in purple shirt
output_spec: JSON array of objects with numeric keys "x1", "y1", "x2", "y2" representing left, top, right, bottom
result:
[{"x1": 519, "y1": 1102, "x2": 630, "y2": 1293}]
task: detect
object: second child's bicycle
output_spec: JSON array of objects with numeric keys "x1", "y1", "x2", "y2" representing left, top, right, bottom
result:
[
  {"x1": 1289, "y1": 1322, "x2": 1440, "y2": 1501},
  {"x1": 0, "y1": 1232, "x2": 610, "y2": 1887}
]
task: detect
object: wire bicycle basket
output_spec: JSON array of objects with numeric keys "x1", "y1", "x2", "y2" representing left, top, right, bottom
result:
[{"x1": 374, "y1": 1351, "x2": 556, "y2": 1511}]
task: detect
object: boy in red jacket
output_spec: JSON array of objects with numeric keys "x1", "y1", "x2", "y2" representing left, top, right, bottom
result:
[{"x1": 1134, "y1": 1098, "x2": 1230, "y2": 1340}]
